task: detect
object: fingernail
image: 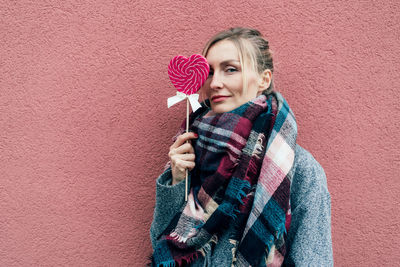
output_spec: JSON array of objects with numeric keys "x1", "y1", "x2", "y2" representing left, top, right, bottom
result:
[{"x1": 194, "y1": 133, "x2": 198, "y2": 138}]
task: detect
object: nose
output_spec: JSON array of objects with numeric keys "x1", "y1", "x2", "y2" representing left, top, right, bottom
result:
[{"x1": 209, "y1": 73, "x2": 223, "y2": 90}]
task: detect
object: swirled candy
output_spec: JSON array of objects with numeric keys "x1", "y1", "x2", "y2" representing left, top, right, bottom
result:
[{"x1": 168, "y1": 54, "x2": 210, "y2": 95}]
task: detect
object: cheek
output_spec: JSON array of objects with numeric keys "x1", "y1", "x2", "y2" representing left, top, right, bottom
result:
[
  {"x1": 230, "y1": 74, "x2": 244, "y2": 91},
  {"x1": 202, "y1": 81, "x2": 212, "y2": 96},
  {"x1": 230, "y1": 79, "x2": 244, "y2": 96},
  {"x1": 198, "y1": 85, "x2": 210, "y2": 100}
]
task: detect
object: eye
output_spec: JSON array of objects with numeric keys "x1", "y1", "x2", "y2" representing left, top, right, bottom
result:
[
  {"x1": 225, "y1": 66, "x2": 238, "y2": 73},
  {"x1": 207, "y1": 69, "x2": 214, "y2": 78}
]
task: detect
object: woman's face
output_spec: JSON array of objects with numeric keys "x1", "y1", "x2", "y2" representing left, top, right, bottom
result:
[{"x1": 203, "y1": 40, "x2": 263, "y2": 113}]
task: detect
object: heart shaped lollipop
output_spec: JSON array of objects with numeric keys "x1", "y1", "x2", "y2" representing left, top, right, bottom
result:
[
  {"x1": 168, "y1": 54, "x2": 209, "y2": 95},
  {"x1": 167, "y1": 54, "x2": 209, "y2": 202}
]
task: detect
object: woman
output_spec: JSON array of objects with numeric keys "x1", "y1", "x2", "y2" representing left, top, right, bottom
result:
[{"x1": 149, "y1": 27, "x2": 333, "y2": 266}]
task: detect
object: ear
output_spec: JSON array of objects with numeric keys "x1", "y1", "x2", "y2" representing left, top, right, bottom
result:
[{"x1": 257, "y1": 69, "x2": 272, "y2": 93}]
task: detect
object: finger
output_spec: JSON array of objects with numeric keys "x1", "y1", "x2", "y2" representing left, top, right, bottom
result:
[
  {"x1": 173, "y1": 142, "x2": 195, "y2": 155},
  {"x1": 174, "y1": 153, "x2": 195, "y2": 162},
  {"x1": 170, "y1": 132, "x2": 198, "y2": 150},
  {"x1": 169, "y1": 145, "x2": 195, "y2": 160},
  {"x1": 170, "y1": 153, "x2": 195, "y2": 167},
  {"x1": 176, "y1": 159, "x2": 196, "y2": 171}
]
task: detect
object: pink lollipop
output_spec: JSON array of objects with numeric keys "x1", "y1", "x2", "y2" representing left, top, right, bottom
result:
[
  {"x1": 167, "y1": 54, "x2": 209, "y2": 202},
  {"x1": 168, "y1": 54, "x2": 209, "y2": 95}
]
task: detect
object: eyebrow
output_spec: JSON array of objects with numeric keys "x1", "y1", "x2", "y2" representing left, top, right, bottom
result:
[{"x1": 209, "y1": 59, "x2": 240, "y2": 68}]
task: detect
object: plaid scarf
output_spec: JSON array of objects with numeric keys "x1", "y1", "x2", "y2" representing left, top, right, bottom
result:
[{"x1": 151, "y1": 92, "x2": 297, "y2": 266}]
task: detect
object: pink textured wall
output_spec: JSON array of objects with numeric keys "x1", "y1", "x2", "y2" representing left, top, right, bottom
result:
[{"x1": 1, "y1": 1, "x2": 399, "y2": 266}]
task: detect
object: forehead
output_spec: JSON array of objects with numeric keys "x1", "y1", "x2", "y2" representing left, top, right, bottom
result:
[{"x1": 206, "y1": 40, "x2": 240, "y2": 66}]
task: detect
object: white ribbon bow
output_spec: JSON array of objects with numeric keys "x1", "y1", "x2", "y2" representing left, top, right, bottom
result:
[{"x1": 167, "y1": 92, "x2": 202, "y2": 112}]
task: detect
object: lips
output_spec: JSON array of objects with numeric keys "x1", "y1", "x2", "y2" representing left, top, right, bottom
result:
[{"x1": 211, "y1": 95, "x2": 230, "y2": 103}]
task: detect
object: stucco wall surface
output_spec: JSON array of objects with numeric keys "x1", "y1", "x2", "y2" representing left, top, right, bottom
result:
[{"x1": 1, "y1": 0, "x2": 399, "y2": 266}]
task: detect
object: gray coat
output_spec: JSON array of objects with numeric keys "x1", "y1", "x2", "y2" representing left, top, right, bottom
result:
[{"x1": 150, "y1": 144, "x2": 333, "y2": 266}]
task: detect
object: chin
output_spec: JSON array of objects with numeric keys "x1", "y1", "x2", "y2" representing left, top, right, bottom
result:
[{"x1": 211, "y1": 104, "x2": 234, "y2": 114}]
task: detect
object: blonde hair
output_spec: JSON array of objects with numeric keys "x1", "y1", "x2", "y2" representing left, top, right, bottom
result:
[{"x1": 201, "y1": 27, "x2": 275, "y2": 103}]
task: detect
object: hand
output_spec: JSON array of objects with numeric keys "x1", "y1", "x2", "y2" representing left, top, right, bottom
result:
[{"x1": 168, "y1": 132, "x2": 198, "y2": 185}]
